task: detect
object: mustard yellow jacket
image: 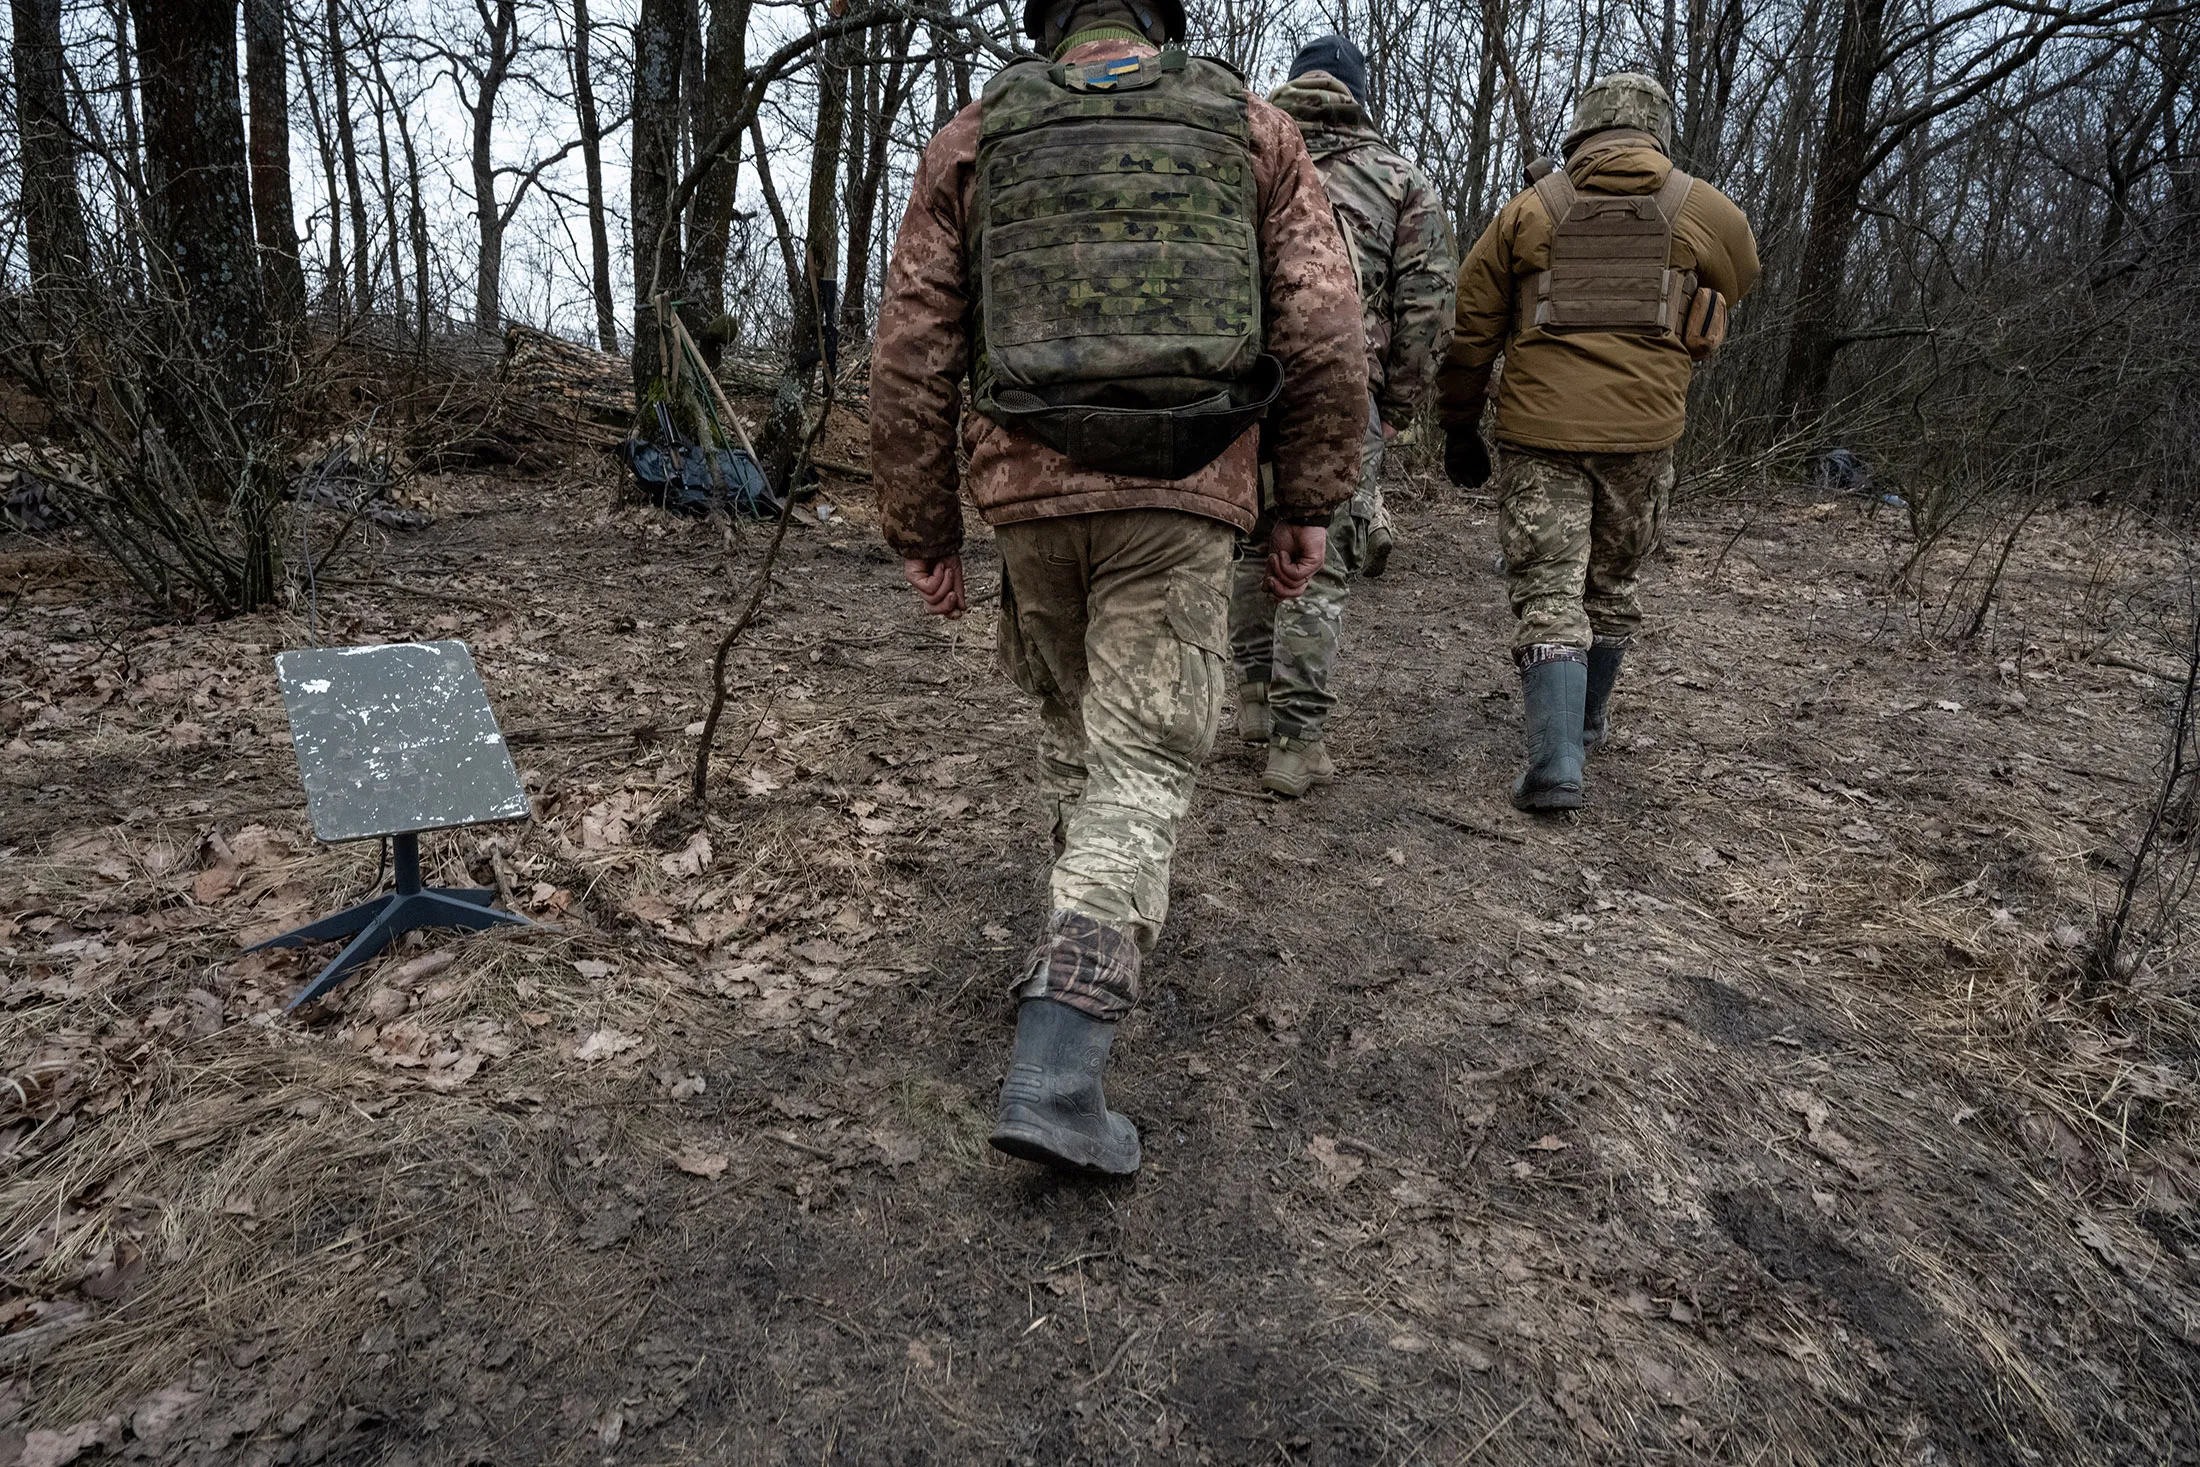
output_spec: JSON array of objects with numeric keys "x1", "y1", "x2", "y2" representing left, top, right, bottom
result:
[{"x1": 1436, "y1": 136, "x2": 1760, "y2": 453}]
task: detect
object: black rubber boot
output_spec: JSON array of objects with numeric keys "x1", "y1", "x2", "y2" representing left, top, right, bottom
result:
[
  {"x1": 1582, "y1": 640, "x2": 1626, "y2": 752},
  {"x1": 989, "y1": 999, "x2": 1141, "y2": 1176},
  {"x1": 1511, "y1": 654, "x2": 1588, "y2": 811}
]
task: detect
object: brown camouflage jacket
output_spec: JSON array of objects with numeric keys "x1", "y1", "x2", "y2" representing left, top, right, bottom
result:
[
  {"x1": 1269, "y1": 73, "x2": 1456, "y2": 430},
  {"x1": 871, "y1": 39, "x2": 1368, "y2": 560}
]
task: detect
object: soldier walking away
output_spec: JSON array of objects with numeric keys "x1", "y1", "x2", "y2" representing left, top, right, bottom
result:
[
  {"x1": 1227, "y1": 34, "x2": 1456, "y2": 799},
  {"x1": 871, "y1": 0, "x2": 1366, "y2": 1174},
  {"x1": 1434, "y1": 73, "x2": 1758, "y2": 811}
]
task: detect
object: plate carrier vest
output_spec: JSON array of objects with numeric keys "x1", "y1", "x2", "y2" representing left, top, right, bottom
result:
[
  {"x1": 973, "y1": 47, "x2": 1282, "y2": 481},
  {"x1": 1514, "y1": 161, "x2": 1697, "y2": 337}
]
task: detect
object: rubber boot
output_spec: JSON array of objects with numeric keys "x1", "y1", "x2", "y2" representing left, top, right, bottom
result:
[
  {"x1": 1263, "y1": 735, "x2": 1336, "y2": 798},
  {"x1": 1511, "y1": 654, "x2": 1587, "y2": 811},
  {"x1": 1236, "y1": 680, "x2": 1271, "y2": 745},
  {"x1": 989, "y1": 998, "x2": 1141, "y2": 1176},
  {"x1": 1583, "y1": 641, "x2": 1626, "y2": 752},
  {"x1": 1363, "y1": 524, "x2": 1394, "y2": 579}
]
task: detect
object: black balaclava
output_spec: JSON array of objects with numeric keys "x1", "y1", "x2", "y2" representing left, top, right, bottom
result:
[{"x1": 1287, "y1": 34, "x2": 1368, "y2": 106}]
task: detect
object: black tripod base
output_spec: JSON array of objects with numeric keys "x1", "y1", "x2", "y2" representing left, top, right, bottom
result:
[{"x1": 253, "y1": 887, "x2": 531, "y2": 1010}]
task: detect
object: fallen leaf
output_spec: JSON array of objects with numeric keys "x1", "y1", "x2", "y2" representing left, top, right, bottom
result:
[
  {"x1": 659, "y1": 830, "x2": 712, "y2": 879},
  {"x1": 572, "y1": 959, "x2": 614, "y2": 980},
  {"x1": 1304, "y1": 1135, "x2": 1364, "y2": 1186},
  {"x1": 191, "y1": 864, "x2": 238, "y2": 903},
  {"x1": 575, "y1": 1028, "x2": 641, "y2": 1062},
  {"x1": 1526, "y1": 1134, "x2": 1571, "y2": 1152},
  {"x1": 672, "y1": 1146, "x2": 729, "y2": 1179}
]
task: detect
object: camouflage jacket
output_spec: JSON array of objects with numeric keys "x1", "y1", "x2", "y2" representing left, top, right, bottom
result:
[
  {"x1": 1269, "y1": 73, "x2": 1456, "y2": 430},
  {"x1": 870, "y1": 38, "x2": 1368, "y2": 560}
]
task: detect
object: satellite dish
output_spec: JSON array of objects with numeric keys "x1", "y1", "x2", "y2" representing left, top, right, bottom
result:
[{"x1": 250, "y1": 640, "x2": 540, "y2": 1009}]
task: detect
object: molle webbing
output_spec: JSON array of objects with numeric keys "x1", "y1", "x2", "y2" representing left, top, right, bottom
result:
[
  {"x1": 973, "y1": 48, "x2": 1276, "y2": 480},
  {"x1": 1516, "y1": 164, "x2": 1696, "y2": 336}
]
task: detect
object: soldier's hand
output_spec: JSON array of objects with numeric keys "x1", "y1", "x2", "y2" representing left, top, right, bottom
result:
[
  {"x1": 1444, "y1": 428, "x2": 1492, "y2": 489},
  {"x1": 902, "y1": 554, "x2": 967, "y2": 618},
  {"x1": 1266, "y1": 522, "x2": 1328, "y2": 601}
]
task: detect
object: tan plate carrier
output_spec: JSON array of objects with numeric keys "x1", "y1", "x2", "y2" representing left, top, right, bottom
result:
[{"x1": 1515, "y1": 165, "x2": 1696, "y2": 336}]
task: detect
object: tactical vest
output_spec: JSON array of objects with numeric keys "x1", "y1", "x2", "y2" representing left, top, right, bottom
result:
[
  {"x1": 1514, "y1": 163, "x2": 1696, "y2": 336},
  {"x1": 973, "y1": 47, "x2": 1281, "y2": 481}
]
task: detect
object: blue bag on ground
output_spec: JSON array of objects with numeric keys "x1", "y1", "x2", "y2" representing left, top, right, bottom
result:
[{"x1": 617, "y1": 404, "x2": 780, "y2": 517}]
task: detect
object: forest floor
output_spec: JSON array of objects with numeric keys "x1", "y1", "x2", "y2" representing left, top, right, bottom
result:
[{"x1": 4, "y1": 432, "x2": 2199, "y2": 1466}]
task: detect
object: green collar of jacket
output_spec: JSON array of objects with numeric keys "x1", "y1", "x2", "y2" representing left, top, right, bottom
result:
[{"x1": 1052, "y1": 25, "x2": 1149, "y2": 58}]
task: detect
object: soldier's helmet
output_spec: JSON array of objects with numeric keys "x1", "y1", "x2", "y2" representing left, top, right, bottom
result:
[
  {"x1": 1562, "y1": 72, "x2": 1676, "y2": 157},
  {"x1": 1023, "y1": 0, "x2": 1186, "y2": 47}
]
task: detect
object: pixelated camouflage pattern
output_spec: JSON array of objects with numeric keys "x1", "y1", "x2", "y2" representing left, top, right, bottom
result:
[
  {"x1": 871, "y1": 37, "x2": 1367, "y2": 558},
  {"x1": 994, "y1": 509, "x2": 1235, "y2": 1006},
  {"x1": 1563, "y1": 72, "x2": 1676, "y2": 156},
  {"x1": 974, "y1": 53, "x2": 1262, "y2": 398},
  {"x1": 1495, "y1": 444, "x2": 1675, "y2": 652},
  {"x1": 1229, "y1": 391, "x2": 1384, "y2": 739},
  {"x1": 1011, "y1": 909, "x2": 1144, "y2": 1023},
  {"x1": 1268, "y1": 73, "x2": 1457, "y2": 430}
]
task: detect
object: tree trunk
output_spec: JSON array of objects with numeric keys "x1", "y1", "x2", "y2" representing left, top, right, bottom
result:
[
  {"x1": 294, "y1": 22, "x2": 344, "y2": 311},
  {"x1": 369, "y1": 57, "x2": 405, "y2": 322},
  {"x1": 630, "y1": 0, "x2": 687, "y2": 396},
  {"x1": 129, "y1": 0, "x2": 265, "y2": 359},
  {"x1": 327, "y1": 0, "x2": 372, "y2": 312},
  {"x1": 688, "y1": 0, "x2": 753, "y2": 360},
  {"x1": 375, "y1": 50, "x2": 432, "y2": 346},
  {"x1": 243, "y1": 0, "x2": 306, "y2": 318},
  {"x1": 10, "y1": 0, "x2": 91, "y2": 287},
  {"x1": 1776, "y1": 0, "x2": 1887, "y2": 426},
  {"x1": 760, "y1": 26, "x2": 851, "y2": 488},
  {"x1": 470, "y1": 0, "x2": 518, "y2": 330},
  {"x1": 842, "y1": 32, "x2": 910, "y2": 346},
  {"x1": 573, "y1": 0, "x2": 620, "y2": 352},
  {"x1": 109, "y1": 0, "x2": 147, "y2": 285},
  {"x1": 1464, "y1": 0, "x2": 1502, "y2": 222}
]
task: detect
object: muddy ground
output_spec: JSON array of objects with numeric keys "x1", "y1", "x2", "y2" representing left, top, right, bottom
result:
[{"x1": 4, "y1": 441, "x2": 2199, "y2": 1466}]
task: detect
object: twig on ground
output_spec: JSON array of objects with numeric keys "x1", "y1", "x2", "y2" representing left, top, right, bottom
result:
[{"x1": 1413, "y1": 804, "x2": 1528, "y2": 844}]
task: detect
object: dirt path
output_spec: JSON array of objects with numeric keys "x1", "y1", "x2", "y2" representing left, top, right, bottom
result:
[{"x1": 3, "y1": 461, "x2": 2196, "y2": 1465}]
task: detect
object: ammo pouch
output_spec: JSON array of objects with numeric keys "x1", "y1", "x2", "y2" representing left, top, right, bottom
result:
[
  {"x1": 985, "y1": 354, "x2": 1283, "y2": 481},
  {"x1": 1680, "y1": 286, "x2": 1727, "y2": 361}
]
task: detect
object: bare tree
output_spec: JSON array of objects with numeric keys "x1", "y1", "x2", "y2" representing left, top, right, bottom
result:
[
  {"x1": 328, "y1": 0, "x2": 375, "y2": 312},
  {"x1": 11, "y1": 0, "x2": 91, "y2": 287},
  {"x1": 244, "y1": 0, "x2": 308, "y2": 318},
  {"x1": 571, "y1": 0, "x2": 620, "y2": 351}
]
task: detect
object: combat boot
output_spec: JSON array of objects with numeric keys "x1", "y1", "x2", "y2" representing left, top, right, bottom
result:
[
  {"x1": 1363, "y1": 523, "x2": 1395, "y2": 579},
  {"x1": 1236, "y1": 680, "x2": 1271, "y2": 744},
  {"x1": 990, "y1": 998, "x2": 1141, "y2": 1176},
  {"x1": 1583, "y1": 640, "x2": 1626, "y2": 752},
  {"x1": 1263, "y1": 734, "x2": 1336, "y2": 798},
  {"x1": 1511, "y1": 650, "x2": 1587, "y2": 811}
]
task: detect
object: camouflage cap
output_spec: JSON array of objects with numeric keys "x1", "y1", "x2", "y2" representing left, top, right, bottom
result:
[{"x1": 1562, "y1": 72, "x2": 1675, "y2": 156}]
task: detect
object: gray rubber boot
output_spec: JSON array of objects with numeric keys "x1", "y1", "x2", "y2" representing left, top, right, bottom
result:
[
  {"x1": 1511, "y1": 655, "x2": 1588, "y2": 811},
  {"x1": 1583, "y1": 641, "x2": 1626, "y2": 752},
  {"x1": 989, "y1": 999, "x2": 1141, "y2": 1176}
]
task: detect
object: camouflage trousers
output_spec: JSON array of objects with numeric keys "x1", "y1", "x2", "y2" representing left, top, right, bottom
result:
[
  {"x1": 1227, "y1": 394, "x2": 1385, "y2": 740},
  {"x1": 995, "y1": 509, "x2": 1235, "y2": 1022},
  {"x1": 1496, "y1": 444, "x2": 1675, "y2": 654}
]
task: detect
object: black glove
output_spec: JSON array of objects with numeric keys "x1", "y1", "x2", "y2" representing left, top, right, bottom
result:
[{"x1": 1445, "y1": 428, "x2": 1492, "y2": 489}]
